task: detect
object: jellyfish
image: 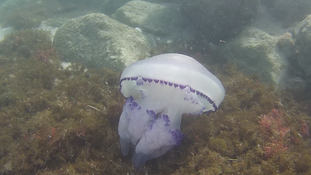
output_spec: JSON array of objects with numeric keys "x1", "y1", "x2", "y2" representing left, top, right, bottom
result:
[{"x1": 118, "y1": 53, "x2": 225, "y2": 168}]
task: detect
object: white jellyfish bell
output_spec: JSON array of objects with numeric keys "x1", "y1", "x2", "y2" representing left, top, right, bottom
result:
[{"x1": 118, "y1": 53, "x2": 225, "y2": 169}]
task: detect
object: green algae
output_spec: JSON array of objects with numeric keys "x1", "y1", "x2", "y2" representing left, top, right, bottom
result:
[
  {"x1": 0, "y1": 29, "x2": 53, "y2": 62},
  {"x1": 0, "y1": 29, "x2": 310, "y2": 174}
]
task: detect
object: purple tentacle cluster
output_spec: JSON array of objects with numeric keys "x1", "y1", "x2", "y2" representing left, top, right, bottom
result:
[
  {"x1": 170, "y1": 129, "x2": 183, "y2": 145},
  {"x1": 120, "y1": 76, "x2": 218, "y2": 111},
  {"x1": 146, "y1": 109, "x2": 156, "y2": 120},
  {"x1": 160, "y1": 114, "x2": 170, "y2": 127},
  {"x1": 146, "y1": 112, "x2": 183, "y2": 145},
  {"x1": 127, "y1": 96, "x2": 140, "y2": 111}
]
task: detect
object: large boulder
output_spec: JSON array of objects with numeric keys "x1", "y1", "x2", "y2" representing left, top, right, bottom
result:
[
  {"x1": 113, "y1": 1, "x2": 187, "y2": 37},
  {"x1": 220, "y1": 27, "x2": 289, "y2": 88},
  {"x1": 53, "y1": 13, "x2": 152, "y2": 70},
  {"x1": 296, "y1": 15, "x2": 311, "y2": 77},
  {"x1": 100, "y1": 0, "x2": 131, "y2": 15},
  {"x1": 181, "y1": 0, "x2": 259, "y2": 43}
]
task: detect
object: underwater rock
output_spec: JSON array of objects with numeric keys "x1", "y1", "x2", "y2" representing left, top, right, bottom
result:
[
  {"x1": 38, "y1": 18, "x2": 69, "y2": 42},
  {"x1": 296, "y1": 15, "x2": 311, "y2": 76},
  {"x1": 276, "y1": 32, "x2": 296, "y2": 59},
  {"x1": 220, "y1": 27, "x2": 289, "y2": 88},
  {"x1": 101, "y1": 0, "x2": 131, "y2": 15},
  {"x1": 118, "y1": 53, "x2": 225, "y2": 168},
  {"x1": 113, "y1": 1, "x2": 187, "y2": 37},
  {"x1": 0, "y1": 27, "x2": 13, "y2": 41},
  {"x1": 53, "y1": 13, "x2": 152, "y2": 70},
  {"x1": 181, "y1": 0, "x2": 259, "y2": 43}
]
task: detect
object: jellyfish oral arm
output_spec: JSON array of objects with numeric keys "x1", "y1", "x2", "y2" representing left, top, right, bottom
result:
[{"x1": 118, "y1": 79, "x2": 206, "y2": 168}]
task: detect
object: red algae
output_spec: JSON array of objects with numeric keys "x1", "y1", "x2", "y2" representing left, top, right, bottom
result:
[{"x1": 259, "y1": 109, "x2": 290, "y2": 158}]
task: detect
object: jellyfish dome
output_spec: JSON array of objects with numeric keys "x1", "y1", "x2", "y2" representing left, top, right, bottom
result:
[{"x1": 118, "y1": 53, "x2": 225, "y2": 168}]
